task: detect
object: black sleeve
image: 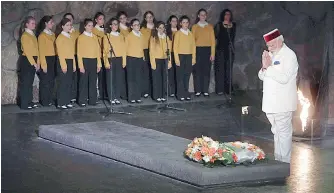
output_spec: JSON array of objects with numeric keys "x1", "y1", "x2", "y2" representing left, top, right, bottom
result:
[
  {"x1": 214, "y1": 23, "x2": 220, "y2": 39},
  {"x1": 232, "y1": 22, "x2": 236, "y2": 43}
]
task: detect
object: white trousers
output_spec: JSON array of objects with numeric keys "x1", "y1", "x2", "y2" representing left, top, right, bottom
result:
[{"x1": 266, "y1": 112, "x2": 293, "y2": 163}]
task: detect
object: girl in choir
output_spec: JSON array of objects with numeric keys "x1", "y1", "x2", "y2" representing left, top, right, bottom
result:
[
  {"x1": 173, "y1": 15, "x2": 196, "y2": 101},
  {"x1": 191, "y1": 9, "x2": 216, "y2": 97},
  {"x1": 214, "y1": 9, "x2": 236, "y2": 95},
  {"x1": 18, "y1": 16, "x2": 40, "y2": 109},
  {"x1": 63, "y1": 13, "x2": 81, "y2": 103},
  {"x1": 117, "y1": 11, "x2": 130, "y2": 37},
  {"x1": 149, "y1": 21, "x2": 172, "y2": 102},
  {"x1": 125, "y1": 19, "x2": 145, "y2": 104},
  {"x1": 77, "y1": 19, "x2": 102, "y2": 106},
  {"x1": 92, "y1": 12, "x2": 106, "y2": 101},
  {"x1": 103, "y1": 18, "x2": 127, "y2": 105},
  {"x1": 37, "y1": 15, "x2": 56, "y2": 107},
  {"x1": 55, "y1": 18, "x2": 76, "y2": 109},
  {"x1": 166, "y1": 15, "x2": 179, "y2": 97},
  {"x1": 140, "y1": 11, "x2": 157, "y2": 98}
]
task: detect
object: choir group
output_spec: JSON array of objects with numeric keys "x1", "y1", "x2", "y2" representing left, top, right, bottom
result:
[{"x1": 18, "y1": 9, "x2": 236, "y2": 110}]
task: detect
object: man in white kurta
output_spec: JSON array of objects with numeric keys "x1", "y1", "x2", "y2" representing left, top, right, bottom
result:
[{"x1": 258, "y1": 29, "x2": 299, "y2": 163}]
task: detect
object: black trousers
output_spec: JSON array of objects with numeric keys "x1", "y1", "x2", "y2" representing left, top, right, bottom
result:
[
  {"x1": 19, "y1": 56, "x2": 37, "y2": 109},
  {"x1": 152, "y1": 59, "x2": 167, "y2": 100},
  {"x1": 142, "y1": 49, "x2": 152, "y2": 96},
  {"x1": 98, "y1": 58, "x2": 104, "y2": 99},
  {"x1": 56, "y1": 58, "x2": 73, "y2": 106},
  {"x1": 215, "y1": 49, "x2": 235, "y2": 94},
  {"x1": 105, "y1": 57, "x2": 126, "y2": 100},
  {"x1": 193, "y1": 47, "x2": 211, "y2": 93},
  {"x1": 71, "y1": 55, "x2": 79, "y2": 101},
  {"x1": 175, "y1": 54, "x2": 192, "y2": 99},
  {"x1": 78, "y1": 58, "x2": 98, "y2": 105},
  {"x1": 168, "y1": 52, "x2": 177, "y2": 95},
  {"x1": 39, "y1": 56, "x2": 56, "y2": 106},
  {"x1": 126, "y1": 56, "x2": 143, "y2": 101}
]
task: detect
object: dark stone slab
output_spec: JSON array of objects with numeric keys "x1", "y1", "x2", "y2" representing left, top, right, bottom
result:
[{"x1": 38, "y1": 121, "x2": 290, "y2": 187}]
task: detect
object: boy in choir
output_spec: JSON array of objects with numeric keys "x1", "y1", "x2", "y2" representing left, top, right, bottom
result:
[
  {"x1": 18, "y1": 16, "x2": 40, "y2": 109},
  {"x1": 63, "y1": 13, "x2": 81, "y2": 103},
  {"x1": 55, "y1": 18, "x2": 76, "y2": 109},
  {"x1": 140, "y1": 11, "x2": 157, "y2": 98},
  {"x1": 77, "y1": 19, "x2": 102, "y2": 107},
  {"x1": 37, "y1": 15, "x2": 56, "y2": 107},
  {"x1": 149, "y1": 21, "x2": 172, "y2": 102},
  {"x1": 166, "y1": 15, "x2": 179, "y2": 97},
  {"x1": 103, "y1": 18, "x2": 127, "y2": 105},
  {"x1": 125, "y1": 19, "x2": 145, "y2": 104},
  {"x1": 92, "y1": 12, "x2": 106, "y2": 101},
  {"x1": 173, "y1": 15, "x2": 196, "y2": 101},
  {"x1": 191, "y1": 9, "x2": 215, "y2": 97}
]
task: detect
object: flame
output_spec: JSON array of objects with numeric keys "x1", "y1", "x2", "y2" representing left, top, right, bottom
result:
[{"x1": 297, "y1": 89, "x2": 311, "y2": 131}]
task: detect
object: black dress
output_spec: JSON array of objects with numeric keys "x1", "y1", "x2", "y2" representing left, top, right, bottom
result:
[{"x1": 214, "y1": 22, "x2": 236, "y2": 94}]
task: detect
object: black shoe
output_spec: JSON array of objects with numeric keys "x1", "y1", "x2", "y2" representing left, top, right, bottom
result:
[
  {"x1": 203, "y1": 93, "x2": 209, "y2": 97},
  {"x1": 129, "y1": 100, "x2": 136, "y2": 104},
  {"x1": 114, "y1": 99, "x2": 121, "y2": 105},
  {"x1": 180, "y1": 98, "x2": 185, "y2": 101},
  {"x1": 161, "y1": 98, "x2": 166, "y2": 102},
  {"x1": 186, "y1": 97, "x2": 191, "y2": 101},
  {"x1": 195, "y1": 92, "x2": 201, "y2": 97},
  {"x1": 57, "y1": 105, "x2": 68, "y2": 110},
  {"x1": 143, "y1": 94, "x2": 149, "y2": 98},
  {"x1": 217, "y1": 92, "x2": 224, "y2": 95},
  {"x1": 136, "y1": 100, "x2": 142, "y2": 103},
  {"x1": 79, "y1": 103, "x2": 86, "y2": 107},
  {"x1": 67, "y1": 104, "x2": 74, "y2": 108},
  {"x1": 31, "y1": 103, "x2": 39, "y2": 108},
  {"x1": 170, "y1": 94, "x2": 175, "y2": 97}
]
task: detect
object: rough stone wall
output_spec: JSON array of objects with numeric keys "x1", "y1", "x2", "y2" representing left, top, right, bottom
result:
[{"x1": 1, "y1": 1, "x2": 332, "y2": 105}]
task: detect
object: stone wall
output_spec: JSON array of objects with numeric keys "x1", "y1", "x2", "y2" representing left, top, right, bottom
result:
[{"x1": 1, "y1": 1, "x2": 332, "y2": 105}]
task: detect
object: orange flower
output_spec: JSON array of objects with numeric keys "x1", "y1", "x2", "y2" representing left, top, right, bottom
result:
[
  {"x1": 232, "y1": 153, "x2": 238, "y2": 162},
  {"x1": 194, "y1": 151, "x2": 202, "y2": 161},
  {"x1": 201, "y1": 147, "x2": 209, "y2": 155},
  {"x1": 217, "y1": 148, "x2": 223, "y2": 156},
  {"x1": 209, "y1": 148, "x2": 216, "y2": 156},
  {"x1": 257, "y1": 152, "x2": 265, "y2": 160}
]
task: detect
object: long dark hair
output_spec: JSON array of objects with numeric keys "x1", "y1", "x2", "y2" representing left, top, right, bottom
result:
[
  {"x1": 166, "y1": 15, "x2": 178, "y2": 40},
  {"x1": 106, "y1": 18, "x2": 120, "y2": 33},
  {"x1": 93, "y1": 12, "x2": 105, "y2": 27},
  {"x1": 151, "y1": 21, "x2": 165, "y2": 45},
  {"x1": 36, "y1": 15, "x2": 53, "y2": 37},
  {"x1": 140, "y1": 11, "x2": 157, "y2": 28},
  {"x1": 130, "y1": 18, "x2": 140, "y2": 31},
  {"x1": 55, "y1": 18, "x2": 71, "y2": 37},
  {"x1": 195, "y1": 8, "x2": 207, "y2": 24},
  {"x1": 219, "y1": 9, "x2": 233, "y2": 23}
]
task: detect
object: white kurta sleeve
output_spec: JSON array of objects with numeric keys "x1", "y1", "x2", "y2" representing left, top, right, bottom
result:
[
  {"x1": 264, "y1": 53, "x2": 298, "y2": 84},
  {"x1": 258, "y1": 68, "x2": 266, "y2": 81}
]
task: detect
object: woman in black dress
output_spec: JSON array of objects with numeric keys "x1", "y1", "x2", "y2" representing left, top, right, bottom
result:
[{"x1": 214, "y1": 9, "x2": 236, "y2": 95}]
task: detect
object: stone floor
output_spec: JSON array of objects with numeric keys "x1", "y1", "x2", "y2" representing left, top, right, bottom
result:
[{"x1": 2, "y1": 91, "x2": 334, "y2": 193}]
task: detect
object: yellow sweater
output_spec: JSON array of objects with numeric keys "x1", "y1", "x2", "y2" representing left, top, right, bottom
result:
[
  {"x1": 103, "y1": 33, "x2": 127, "y2": 68},
  {"x1": 70, "y1": 29, "x2": 80, "y2": 54},
  {"x1": 55, "y1": 33, "x2": 76, "y2": 70},
  {"x1": 149, "y1": 36, "x2": 172, "y2": 69},
  {"x1": 140, "y1": 27, "x2": 152, "y2": 49},
  {"x1": 191, "y1": 24, "x2": 216, "y2": 57},
  {"x1": 21, "y1": 32, "x2": 40, "y2": 65},
  {"x1": 125, "y1": 31, "x2": 144, "y2": 58},
  {"x1": 173, "y1": 30, "x2": 196, "y2": 65},
  {"x1": 77, "y1": 33, "x2": 102, "y2": 69},
  {"x1": 38, "y1": 31, "x2": 56, "y2": 71},
  {"x1": 120, "y1": 27, "x2": 130, "y2": 37},
  {"x1": 92, "y1": 27, "x2": 105, "y2": 56}
]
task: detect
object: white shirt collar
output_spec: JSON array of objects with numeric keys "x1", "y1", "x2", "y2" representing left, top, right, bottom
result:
[
  {"x1": 120, "y1": 23, "x2": 128, "y2": 30},
  {"x1": 158, "y1": 33, "x2": 166, "y2": 39},
  {"x1": 95, "y1": 25, "x2": 104, "y2": 32},
  {"x1": 132, "y1": 30, "x2": 141, "y2": 37},
  {"x1": 197, "y1": 21, "x2": 208, "y2": 28},
  {"x1": 43, "y1": 29, "x2": 53, "y2": 35},
  {"x1": 25, "y1": 28, "x2": 34, "y2": 36},
  {"x1": 110, "y1": 31, "x2": 120, "y2": 36},
  {"x1": 61, "y1": 31, "x2": 71, "y2": 38},
  {"x1": 180, "y1": 28, "x2": 189, "y2": 35},
  {"x1": 83, "y1": 31, "x2": 93, "y2": 37},
  {"x1": 171, "y1": 27, "x2": 178, "y2": 32},
  {"x1": 69, "y1": 27, "x2": 76, "y2": 33},
  {"x1": 147, "y1": 23, "x2": 154, "y2": 30}
]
